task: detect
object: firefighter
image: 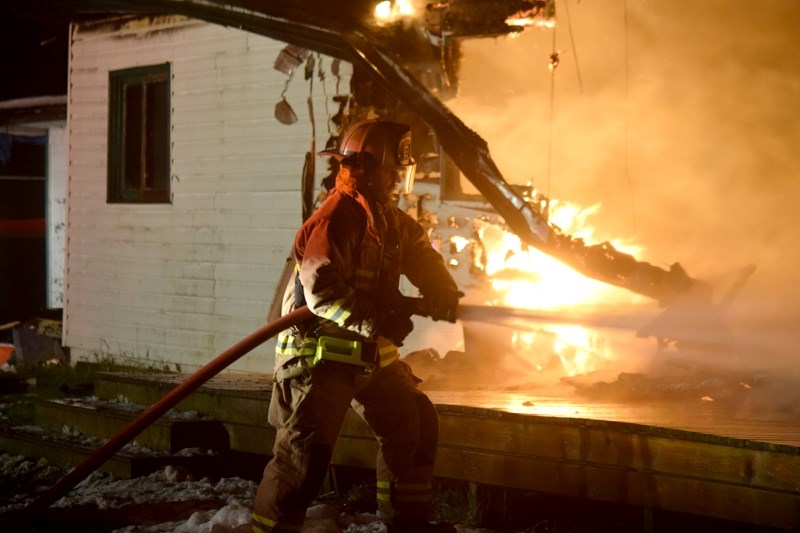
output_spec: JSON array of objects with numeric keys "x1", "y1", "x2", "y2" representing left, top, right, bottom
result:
[{"x1": 252, "y1": 119, "x2": 462, "y2": 533}]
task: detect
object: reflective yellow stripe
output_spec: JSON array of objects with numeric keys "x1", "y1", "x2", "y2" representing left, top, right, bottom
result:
[
  {"x1": 251, "y1": 513, "x2": 303, "y2": 533},
  {"x1": 377, "y1": 339, "x2": 399, "y2": 367},
  {"x1": 276, "y1": 333, "x2": 317, "y2": 359},
  {"x1": 319, "y1": 295, "x2": 355, "y2": 325},
  {"x1": 376, "y1": 480, "x2": 391, "y2": 501},
  {"x1": 280, "y1": 334, "x2": 398, "y2": 367},
  {"x1": 251, "y1": 512, "x2": 276, "y2": 532}
]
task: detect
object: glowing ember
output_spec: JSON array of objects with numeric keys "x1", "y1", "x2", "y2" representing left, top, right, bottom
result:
[{"x1": 701, "y1": 396, "x2": 715, "y2": 402}]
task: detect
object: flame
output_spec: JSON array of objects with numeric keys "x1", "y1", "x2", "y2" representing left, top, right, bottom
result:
[
  {"x1": 505, "y1": 2, "x2": 557, "y2": 29},
  {"x1": 477, "y1": 202, "x2": 643, "y2": 310},
  {"x1": 374, "y1": 0, "x2": 415, "y2": 23},
  {"x1": 506, "y1": 16, "x2": 556, "y2": 29},
  {"x1": 469, "y1": 199, "x2": 646, "y2": 377}
]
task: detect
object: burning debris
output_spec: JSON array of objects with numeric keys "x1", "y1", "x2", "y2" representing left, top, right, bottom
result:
[{"x1": 562, "y1": 362, "x2": 764, "y2": 404}]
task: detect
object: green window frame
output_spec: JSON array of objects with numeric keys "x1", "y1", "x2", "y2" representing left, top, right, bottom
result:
[{"x1": 107, "y1": 63, "x2": 171, "y2": 203}]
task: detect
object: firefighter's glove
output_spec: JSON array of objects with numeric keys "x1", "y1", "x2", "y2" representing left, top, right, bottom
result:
[
  {"x1": 423, "y1": 288, "x2": 465, "y2": 322},
  {"x1": 377, "y1": 308, "x2": 415, "y2": 347}
]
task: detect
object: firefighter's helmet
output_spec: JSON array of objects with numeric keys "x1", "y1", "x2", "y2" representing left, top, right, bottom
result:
[{"x1": 319, "y1": 120, "x2": 417, "y2": 194}]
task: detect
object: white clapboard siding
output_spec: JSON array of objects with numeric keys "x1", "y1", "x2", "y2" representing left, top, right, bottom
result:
[
  {"x1": 66, "y1": 16, "x2": 351, "y2": 372},
  {"x1": 47, "y1": 124, "x2": 68, "y2": 308}
]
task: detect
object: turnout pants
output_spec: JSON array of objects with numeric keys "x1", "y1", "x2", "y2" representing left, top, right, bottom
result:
[{"x1": 251, "y1": 359, "x2": 440, "y2": 533}]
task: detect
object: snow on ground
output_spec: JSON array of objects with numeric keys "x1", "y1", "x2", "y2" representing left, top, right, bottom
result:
[{"x1": 0, "y1": 453, "x2": 496, "y2": 532}]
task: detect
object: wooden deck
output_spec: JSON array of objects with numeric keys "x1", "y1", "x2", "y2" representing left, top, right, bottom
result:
[
  {"x1": 427, "y1": 390, "x2": 800, "y2": 447},
  {"x1": 95, "y1": 372, "x2": 800, "y2": 530}
]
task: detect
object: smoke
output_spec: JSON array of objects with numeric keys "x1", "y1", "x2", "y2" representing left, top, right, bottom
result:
[{"x1": 447, "y1": 0, "x2": 800, "y2": 364}]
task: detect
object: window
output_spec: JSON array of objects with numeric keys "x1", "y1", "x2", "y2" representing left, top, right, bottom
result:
[{"x1": 107, "y1": 63, "x2": 171, "y2": 203}]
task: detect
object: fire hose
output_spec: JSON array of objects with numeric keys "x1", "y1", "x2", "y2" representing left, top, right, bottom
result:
[
  {"x1": 10, "y1": 299, "x2": 643, "y2": 523},
  {"x1": 11, "y1": 305, "x2": 314, "y2": 523}
]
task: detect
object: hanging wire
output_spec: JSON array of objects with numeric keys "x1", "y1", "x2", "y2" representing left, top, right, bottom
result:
[
  {"x1": 623, "y1": 0, "x2": 638, "y2": 234},
  {"x1": 545, "y1": 23, "x2": 558, "y2": 209},
  {"x1": 317, "y1": 52, "x2": 334, "y2": 139},
  {"x1": 562, "y1": 0, "x2": 583, "y2": 94},
  {"x1": 279, "y1": 67, "x2": 295, "y2": 99}
]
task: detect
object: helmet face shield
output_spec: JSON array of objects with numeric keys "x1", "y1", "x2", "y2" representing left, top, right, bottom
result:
[
  {"x1": 396, "y1": 162, "x2": 416, "y2": 195},
  {"x1": 318, "y1": 120, "x2": 417, "y2": 197}
]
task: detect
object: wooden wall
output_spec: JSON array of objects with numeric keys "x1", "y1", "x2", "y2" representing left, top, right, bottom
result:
[{"x1": 66, "y1": 16, "x2": 349, "y2": 372}]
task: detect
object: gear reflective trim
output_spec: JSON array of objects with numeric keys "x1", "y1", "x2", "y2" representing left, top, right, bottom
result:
[
  {"x1": 376, "y1": 339, "x2": 399, "y2": 367},
  {"x1": 376, "y1": 480, "x2": 391, "y2": 501},
  {"x1": 319, "y1": 294, "x2": 355, "y2": 325},
  {"x1": 251, "y1": 512, "x2": 276, "y2": 532},
  {"x1": 275, "y1": 333, "x2": 317, "y2": 359},
  {"x1": 251, "y1": 513, "x2": 303, "y2": 533}
]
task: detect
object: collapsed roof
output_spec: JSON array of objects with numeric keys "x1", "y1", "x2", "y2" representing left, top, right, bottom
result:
[{"x1": 23, "y1": 0, "x2": 704, "y2": 304}]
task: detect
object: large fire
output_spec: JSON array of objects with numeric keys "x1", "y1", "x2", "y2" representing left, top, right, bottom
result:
[
  {"x1": 374, "y1": 0, "x2": 415, "y2": 24},
  {"x1": 455, "y1": 198, "x2": 647, "y2": 377}
]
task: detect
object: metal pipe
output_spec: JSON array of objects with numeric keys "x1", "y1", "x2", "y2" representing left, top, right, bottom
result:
[{"x1": 19, "y1": 305, "x2": 313, "y2": 517}]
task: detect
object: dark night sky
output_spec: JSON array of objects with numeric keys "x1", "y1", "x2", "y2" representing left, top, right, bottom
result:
[{"x1": 0, "y1": 4, "x2": 69, "y2": 100}]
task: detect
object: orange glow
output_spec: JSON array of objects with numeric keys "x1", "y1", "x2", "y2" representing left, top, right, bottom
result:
[
  {"x1": 477, "y1": 201, "x2": 643, "y2": 310},
  {"x1": 449, "y1": 235, "x2": 471, "y2": 253},
  {"x1": 374, "y1": 0, "x2": 415, "y2": 23},
  {"x1": 506, "y1": 16, "x2": 556, "y2": 29},
  {"x1": 504, "y1": 3, "x2": 556, "y2": 30},
  {"x1": 477, "y1": 199, "x2": 646, "y2": 376}
]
